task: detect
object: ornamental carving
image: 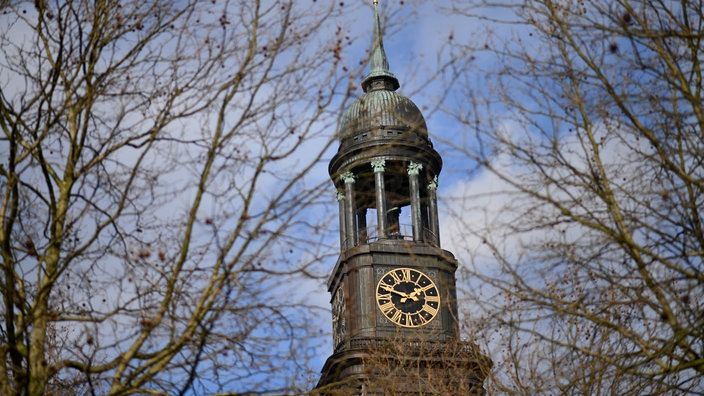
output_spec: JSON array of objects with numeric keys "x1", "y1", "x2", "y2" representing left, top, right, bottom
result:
[
  {"x1": 340, "y1": 171, "x2": 355, "y2": 184},
  {"x1": 371, "y1": 159, "x2": 386, "y2": 173},
  {"x1": 427, "y1": 175, "x2": 439, "y2": 191},
  {"x1": 407, "y1": 162, "x2": 423, "y2": 176}
]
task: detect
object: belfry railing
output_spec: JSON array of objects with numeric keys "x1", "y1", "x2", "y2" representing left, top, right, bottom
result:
[{"x1": 342, "y1": 224, "x2": 439, "y2": 249}]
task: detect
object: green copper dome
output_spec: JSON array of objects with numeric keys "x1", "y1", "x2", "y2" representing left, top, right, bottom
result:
[
  {"x1": 336, "y1": 2, "x2": 428, "y2": 144},
  {"x1": 337, "y1": 89, "x2": 428, "y2": 142}
]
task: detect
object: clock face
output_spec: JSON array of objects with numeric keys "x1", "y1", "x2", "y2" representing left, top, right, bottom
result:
[{"x1": 376, "y1": 268, "x2": 440, "y2": 328}]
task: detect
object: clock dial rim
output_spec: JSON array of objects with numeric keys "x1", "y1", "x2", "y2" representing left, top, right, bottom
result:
[{"x1": 375, "y1": 267, "x2": 440, "y2": 328}]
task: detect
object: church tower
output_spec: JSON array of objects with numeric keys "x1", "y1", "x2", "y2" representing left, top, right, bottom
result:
[{"x1": 315, "y1": 2, "x2": 490, "y2": 394}]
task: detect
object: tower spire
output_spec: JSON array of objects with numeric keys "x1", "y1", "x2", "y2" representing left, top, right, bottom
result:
[
  {"x1": 361, "y1": 0, "x2": 400, "y2": 92},
  {"x1": 317, "y1": 1, "x2": 491, "y2": 393}
]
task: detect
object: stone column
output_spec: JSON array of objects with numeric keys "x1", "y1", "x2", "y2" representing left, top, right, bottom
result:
[
  {"x1": 427, "y1": 175, "x2": 440, "y2": 246},
  {"x1": 336, "y1": 189, "x2": 346, "y2": 249},
  {"x1": 341, "y1": 171, "x2": 356, "y2": 248},
  {"x1": 408, "y1": 162, "x2": 423, "y2": 242},
  {"x1": 371, "y1": 159, "x2": 387, "y2": 240}
]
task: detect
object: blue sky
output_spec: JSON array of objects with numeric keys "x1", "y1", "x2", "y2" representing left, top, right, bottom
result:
[{"x1": 0, "y1": 0, "x2": 531, "y2": 392}]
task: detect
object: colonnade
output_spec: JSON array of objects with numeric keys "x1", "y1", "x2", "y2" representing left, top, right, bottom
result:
[{"x1": 336, "y1": 159, "x2": 440, "y2": 249}]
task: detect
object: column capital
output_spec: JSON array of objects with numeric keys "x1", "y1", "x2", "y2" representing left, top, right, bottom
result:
[
  {"x1": 336, "y1": 189, "x2": 345, "y2": 201},
  {"x1": 427, "y1": 175, "x2": 439, "y2": 191},
  {"x1": 340, "y1": 171, "x2": 355, "y2": 184},
  {"x1": 407, "y1": 162, "x2": 423, "y2": 176},
  {"x1": 371, "y1": 159, "x2": 386, "y2": 173}
]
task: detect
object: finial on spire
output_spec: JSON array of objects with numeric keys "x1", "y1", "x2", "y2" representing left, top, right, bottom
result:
[{"x1": 361, "y1": 0, "x2": 400, "y2": 92}]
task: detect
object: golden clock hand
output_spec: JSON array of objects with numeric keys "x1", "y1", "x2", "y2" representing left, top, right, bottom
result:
[
  {"x1": 406, "y1": 288, "x2": 420, "y2": 300},
  {"x1": 400, "y1": 287, "x2": 421, "y2": 303},
  {"x1": 379, "y1": 284, "x2": 410, "y2": 298},
  {"x1": 404, "y1": 285, "x2": 432, "y2": 302}
]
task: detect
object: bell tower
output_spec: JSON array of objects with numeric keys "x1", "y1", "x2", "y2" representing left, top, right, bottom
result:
[{"x1": 315, "y1": 2, "x2": 490, "y2": 394}]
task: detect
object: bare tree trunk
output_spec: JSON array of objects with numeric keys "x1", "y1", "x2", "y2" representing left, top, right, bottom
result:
[{"x1": 0, "y1": 0, "x2": 372, "y2": 393}]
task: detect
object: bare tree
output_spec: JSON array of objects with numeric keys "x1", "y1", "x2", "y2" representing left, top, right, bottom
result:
[
  {"x1": 438, "y1": 0, "x2": 704, "y2": 394},
  {"x1": 0, "y1": 0, "x2": 368, "y2": 394},
  {"x1": 312, "y1": 332, "x2": 490, "y2": 395}
]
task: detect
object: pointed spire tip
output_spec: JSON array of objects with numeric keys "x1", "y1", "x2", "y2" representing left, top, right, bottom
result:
[{"x1": 362, "y1": 0, "x2": 400, "y2": 92}]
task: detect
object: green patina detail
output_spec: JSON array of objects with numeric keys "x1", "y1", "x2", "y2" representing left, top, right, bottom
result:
[
  {"x1": 407, "y1": 162, "x2": 423, "y2": 176},
  {"x1": 371, "y1": 159, "x2": 386, "y2": 172},
  {"x1": 340, "y1": 171, "x2": 355, "y2": 184},
  {"x1": 427, "y1": 175, "x2": 439, "y2": 190},
  {"x1": 360, "y1": 1, "x2": 399, "y2": 92}
]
